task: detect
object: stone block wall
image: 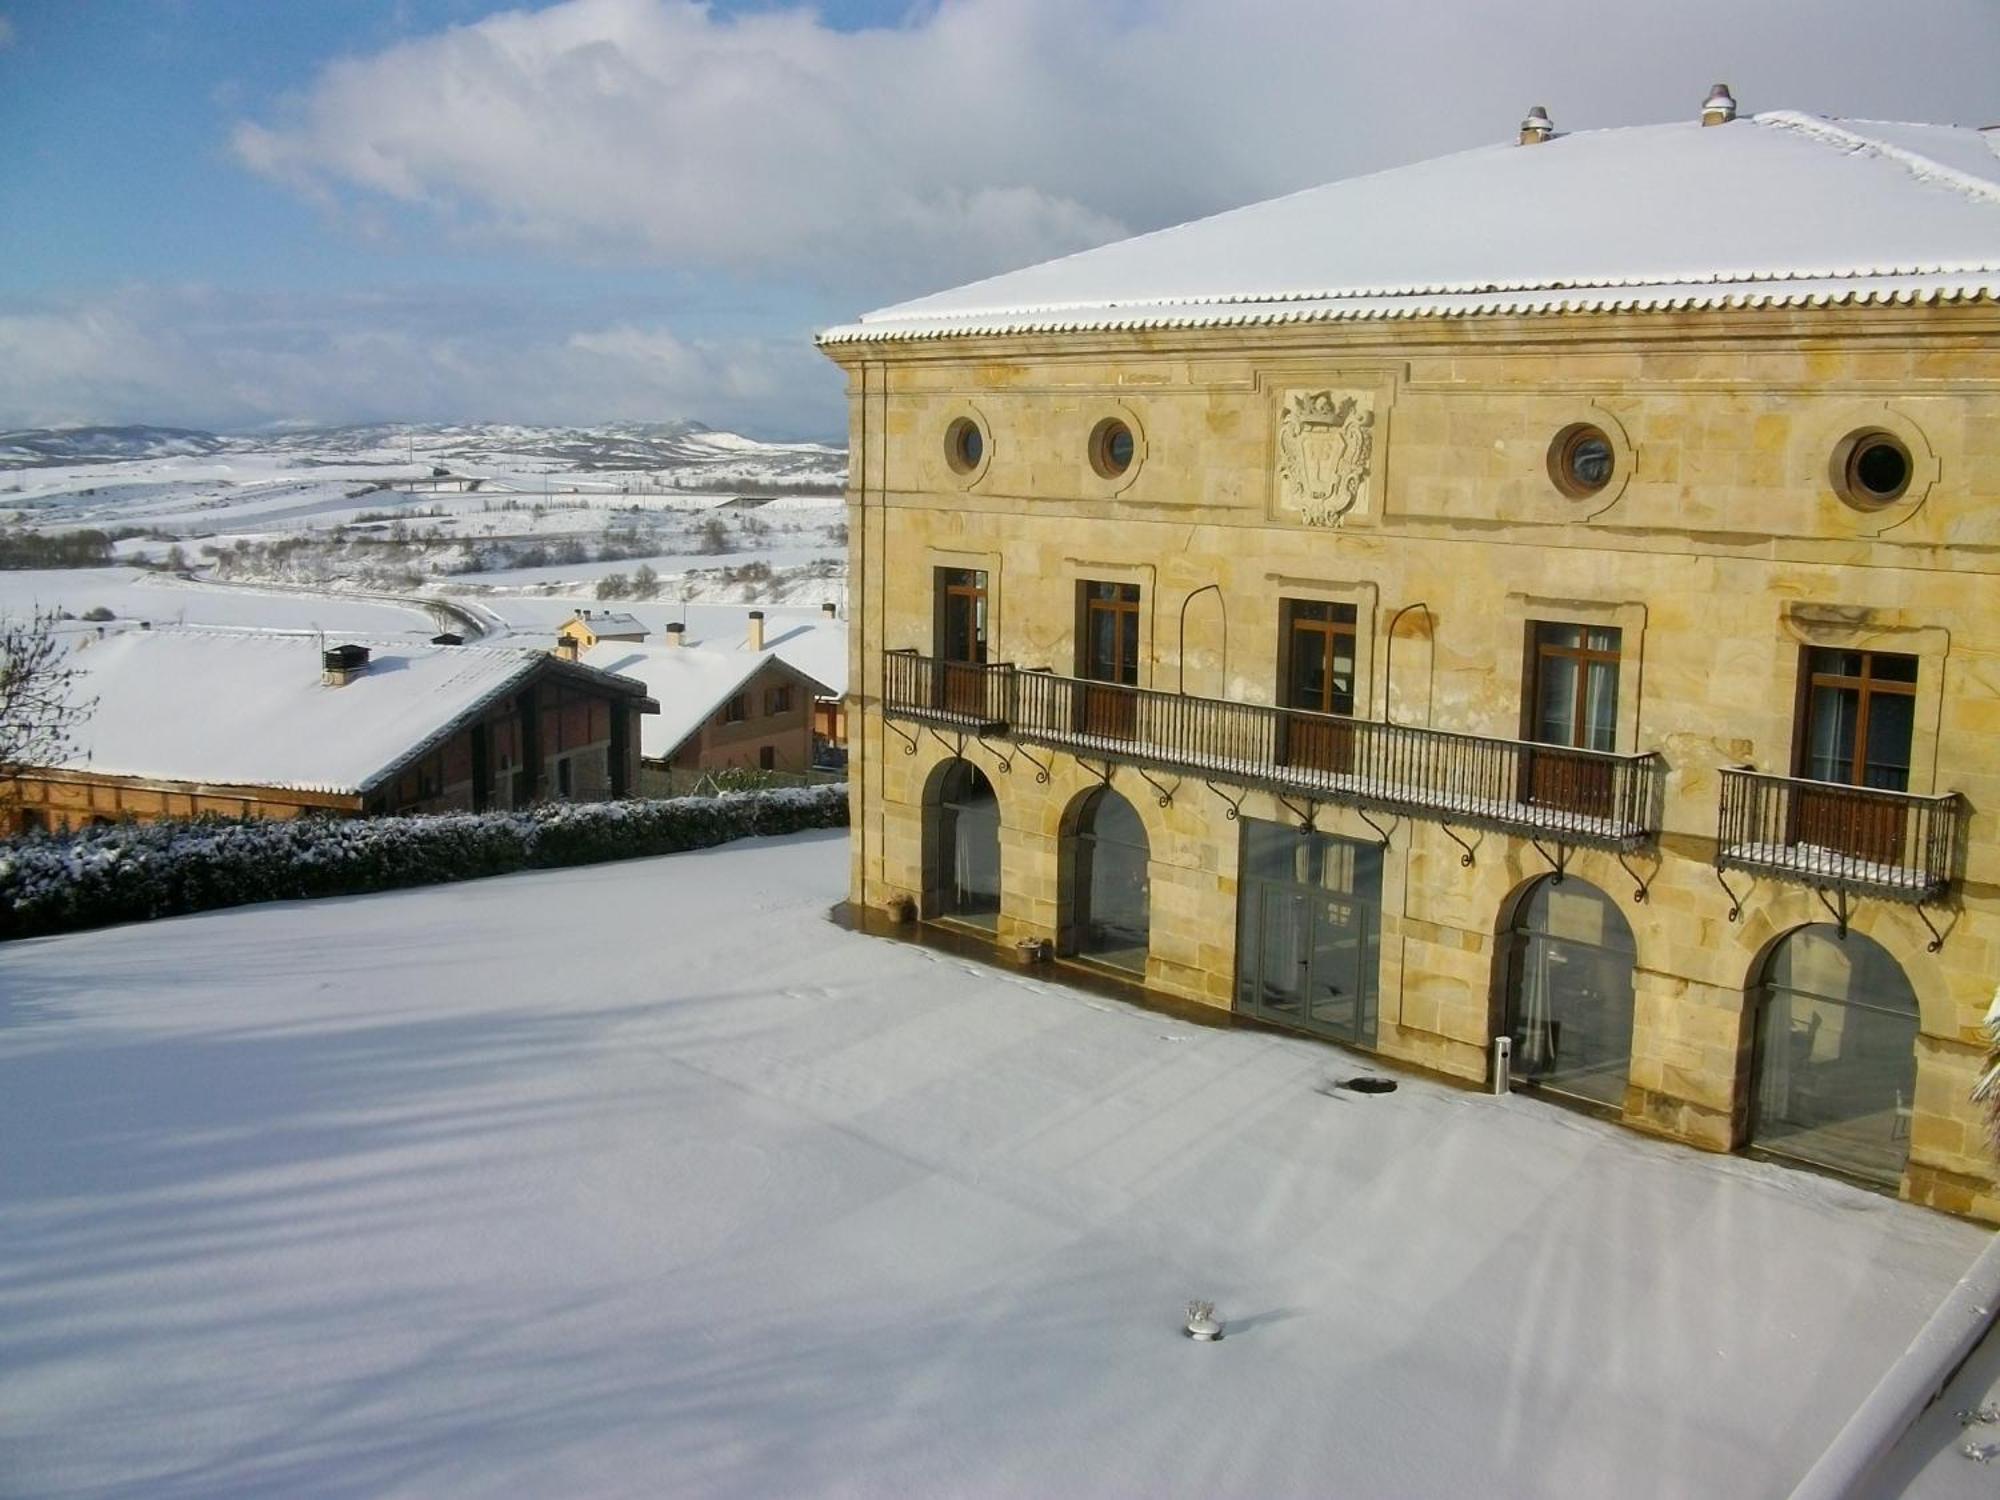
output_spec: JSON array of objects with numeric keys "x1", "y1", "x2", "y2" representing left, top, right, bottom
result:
[{"x1": 831, "y1": 304, "x2": 2000, "y2": 1217}]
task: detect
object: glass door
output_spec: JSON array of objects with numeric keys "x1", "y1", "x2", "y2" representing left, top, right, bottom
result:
[
  {"x1": 1235, "y1": 820, "x2": 1381, "y2": 1048},
  {"x1": 1076, "y1": 581, "x2": 1140, "y2": 739},
  {"x1": 1794, "y1": 648, "x2": 1916, "y2": 864},
  {"x1": 934, "y1": 567, "x2": 989, "y2": 716},
  {"x1": 1525, "y1": 622, "x2": 1621, "y2": 818}
]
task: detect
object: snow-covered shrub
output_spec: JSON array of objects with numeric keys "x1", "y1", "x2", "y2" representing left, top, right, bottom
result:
[{"x1": 0, "y1": 784, "x2": 848, "y2": 940}]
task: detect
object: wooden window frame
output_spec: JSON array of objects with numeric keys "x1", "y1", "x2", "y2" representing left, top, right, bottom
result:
[
  {"x1": 1529, "y1": 622, "x2": 1623, "y2": 752},
  {"x1": 1077, "y1": 580, "x2": 1143, "y2": 686},
  {"x1": 933, "y1": 567, "x2": 989, "y2": 665},
  {"x1": 1793, "y1": 647, "x2": 1919, "y2": 787},
  {"x1": 1278, "y1": 598, "x2": 1359, "y2": 717}
]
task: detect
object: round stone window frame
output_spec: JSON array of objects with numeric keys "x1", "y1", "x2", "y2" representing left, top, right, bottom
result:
[
  {"x1": 1089, "y1": 417, "x2": 1137, "y2": 479},
  {"x1": 1831, "y1": 428, "x2": 1914, "y2": 511},
  {"x1": 944, "y1": 415, "x2": 986, "y2": 477},
  {"x1": 1807, "y1": 405, "x2": 1938, "y2": 530},
  {"x1": 935, "y1": 403, "x2": 994, "y2": 488},
  {"x1": 1548, "y1": 422, "x2": 1616, "y2": 499},
  {"x1": 1081, "y1": 404, "x2": 1147, "y2": 496}
]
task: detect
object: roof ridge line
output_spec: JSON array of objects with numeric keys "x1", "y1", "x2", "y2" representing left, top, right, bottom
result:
[
  {"x1": 819, "y1": 279, "x2": 1998, "y2": 344},
  {"x1": 1753, "y1": 110, "x2": 2000, "y2": 210},
  {"x1": 844, "y1": 259, "x2": 2000, "y2": 330}
]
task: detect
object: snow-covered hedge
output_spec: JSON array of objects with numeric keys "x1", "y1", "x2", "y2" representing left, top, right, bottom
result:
[{"x1": 0, "y1": 785, "x2": 849, "y2": 940}]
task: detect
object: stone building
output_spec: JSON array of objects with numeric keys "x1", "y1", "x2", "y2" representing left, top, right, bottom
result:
[
  {"x1": 12, "y1": 629, "x2": 656, "y2": 826},
  {"x1": 818, "y1": 98, "x2": 2000, "y2": 1218}
]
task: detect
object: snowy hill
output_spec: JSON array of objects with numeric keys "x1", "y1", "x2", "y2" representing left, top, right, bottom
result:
[
  {"x1": 0, "y1": 421, "x2": 848, "y2": 489},
  {"x1": 0, "y1": 425, "x2": 233, "y2": 467}
]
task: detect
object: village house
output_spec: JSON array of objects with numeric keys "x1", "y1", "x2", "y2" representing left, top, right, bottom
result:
[
  {"x1": 580, "y1": 614, "x2": 832, "y2": 790},
  {"x1": 11, "y1": 629, "x2": 658, "y2": 828},
  {"x1": 820, "y1": 96, "x2": 2000, "y2": 1217},
  {"x1": 556, "y1": 603, "x2": 848, "y2": 774},
  {"x1": 554, "y1": 608, "x2": 650, "y2": 655}
]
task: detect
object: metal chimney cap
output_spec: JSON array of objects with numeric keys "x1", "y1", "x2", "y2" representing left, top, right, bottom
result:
[
  {"x1": 1519, "y1": 105, "x2": 1554, "y2": 144},
  {"x1": 1702, "y1": 83, "x2": 1737, "y2": 124}
]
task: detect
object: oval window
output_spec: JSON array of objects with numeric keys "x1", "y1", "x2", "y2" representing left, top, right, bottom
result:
[
  {"x1": 1836, "y1": 430, "x2": 1912, "y2": 508},
  {"x1": 1549, "y1": 424, "x2": 1614, "y2": 498},
  {"x1": 944, "y1": 417, "x2": 985, "y2": 475},
  {"x1": 1090, "y1": 418, "x2": 1136, "y2": 479}
]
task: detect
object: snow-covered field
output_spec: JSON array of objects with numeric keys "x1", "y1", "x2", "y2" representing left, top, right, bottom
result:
[
  {"x1": 0, "y1": 423, "x2": 849, "y2": 626},
  {"x1": 0, "y1": 831, "x2": 1982, "y2": 1498},
  {"x1": 0, "y1": 566, "x2": 449, "y2": 637}
]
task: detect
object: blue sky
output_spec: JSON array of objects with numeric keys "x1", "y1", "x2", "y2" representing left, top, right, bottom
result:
[{"x1": 4, "y1": 0, "x2": 1998, "y2": 439}]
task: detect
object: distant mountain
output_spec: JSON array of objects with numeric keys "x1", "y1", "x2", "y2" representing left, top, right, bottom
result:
[
  {"x1": 0, "y1": 425, "x2": 232, "y2": 467},
  {"x1": 0, "y1": 421, "x2": 849, "y2": 490}
]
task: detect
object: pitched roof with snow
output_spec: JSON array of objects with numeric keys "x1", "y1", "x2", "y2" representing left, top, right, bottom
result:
[
  {"x1": 52, "y1": 629, "x2": 654, "y2": 797},
  {"x1": 579, "y1": 642, "x2": 808, "y2": 760},
  {"x1": 562, "y1": 610, "x2": 648, "y2": 637},
  {"x1": 821, "y1": 112, "x2": 2000, "y2": 345}
]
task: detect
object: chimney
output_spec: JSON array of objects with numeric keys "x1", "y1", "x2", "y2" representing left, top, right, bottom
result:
[
  {"x1": 747, "y1": 610, "x2": 765, "y2": 652},
  {"x1": 1519, "y1": 105, "x2": 1554, "y2": 146},
  {"x1": 322, "y1": 643, "x2": 371, "y2": 687},
  {"x1": 821, "y1": 601, "x2": 838, "y2": 620},
  {"x1": 1701, "y1": 83, "x2": 1736, "y2": 126},
  {"x1": 666, "y1": 621, "x2": 686, "y2": 647}
]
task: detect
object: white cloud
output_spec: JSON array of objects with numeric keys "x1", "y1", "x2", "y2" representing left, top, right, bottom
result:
[
  {"x1": 0, "y1": 287, "x2": 839, "y2": 437},
  {"x1": 231, "y1": 0, "x2": 2000, "y2": 299}
]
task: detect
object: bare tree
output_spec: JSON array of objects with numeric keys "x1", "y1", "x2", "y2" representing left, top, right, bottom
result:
[{"x1": 0, "y1": 611, "x2": 93, "y2": 821}]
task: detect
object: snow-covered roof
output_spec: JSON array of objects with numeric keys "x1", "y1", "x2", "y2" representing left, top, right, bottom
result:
[
  {"x1": 822, "y1": 112, "x2": 2000, "y2": 345},
  {"x1": 51, "y1": 629, "x2": 653, "y2": 797},
  {"x1": 562, "y1": 610, "x2": 647, "y2": 637},
  {"x1": 757, "y1": 623, "x2": 844, "y2": 700},
  {"x1": 580, "y1": 642, "x2": 804, "y2": 761},
  {"x1": 666, "y1": 609, "x2": 846, "y2": 699}
]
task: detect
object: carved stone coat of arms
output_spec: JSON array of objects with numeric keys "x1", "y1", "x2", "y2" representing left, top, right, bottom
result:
[{"x1": 1276, "y1": 389, "x2": 1375, "y2": 526}]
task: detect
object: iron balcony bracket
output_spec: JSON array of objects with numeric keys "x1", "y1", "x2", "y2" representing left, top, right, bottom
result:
[
  {"x1": 924, "y1": 725, "x2": 966, "y2": 762},
  {"x1": 1134, "y1": 767, "x2": 1178, "y2": 808},
  {"x1": 1614, "y1": 848, "x2": 1655, "y2": 905},
  {"x1": 1203, "y1": 779, "x2": 1246, "y2": 822},
  {"x1": 1354, "y1": 807, "x2": 1396, "y2": 850},
  {"x1": 1915, "y1": 904, "x2": 1947, "y2": 954},
  {"x1": 1529, "y1": 837, "x2": 1570, "y2": 885},
  {"x1": 1439, "y1": 822, "x2": 1477, "y2": 869},
  {"x1": 1014, "y1": 744, "x2": 1052, "y2": 785},
  {"x1": 886, "y1": 719, "x2": 919, "y2": 757},
  {"x1": 1813, "y1": 885, "x2": 1852, "y2": 939},
  {"x1": 1277, "y1": 794, "x2": 1319, "y2": 835},
  {"x1": 1714, "y1": 864, "x2": 1746, "y2": 923},
  {"x1": 974, "y1": 735, "x2": 1012, "y2": 774}
]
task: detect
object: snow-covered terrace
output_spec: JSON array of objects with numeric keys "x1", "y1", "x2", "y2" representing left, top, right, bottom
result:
[{"x1": 0, "y1": 831, "x2": 1983, "y2": 1497}]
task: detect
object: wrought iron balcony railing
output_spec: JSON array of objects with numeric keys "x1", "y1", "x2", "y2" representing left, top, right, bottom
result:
[
  {"x1": 881, "y1": 652, "x2": 1663, "y2": 850},
  {"x1": 1716, "y1": 768, "x2": 1961, "y2": 904},
  {"x1": 882, "y1": 649, "x2": 1014, "y2": 733}
]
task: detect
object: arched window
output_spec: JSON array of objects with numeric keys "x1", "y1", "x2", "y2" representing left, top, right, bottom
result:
[
  {"x1": 1064, "y1": 787, "x2": 1150, "y2": 973},
  {"x1": 926, "y1": 760, "x2": 1000, "y2": 927},
  {"x1": 1750, "y1": 926, "x2": 1918, "y2": 1188},
  {"x1": 1503, "y1": 877, "x2": 1636, "y2": 1111}
]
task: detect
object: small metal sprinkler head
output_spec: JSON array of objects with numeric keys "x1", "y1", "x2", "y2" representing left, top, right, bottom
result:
[{"x1": 1184, "y1": 1300, "x2": 1224, "y2": 1341}]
